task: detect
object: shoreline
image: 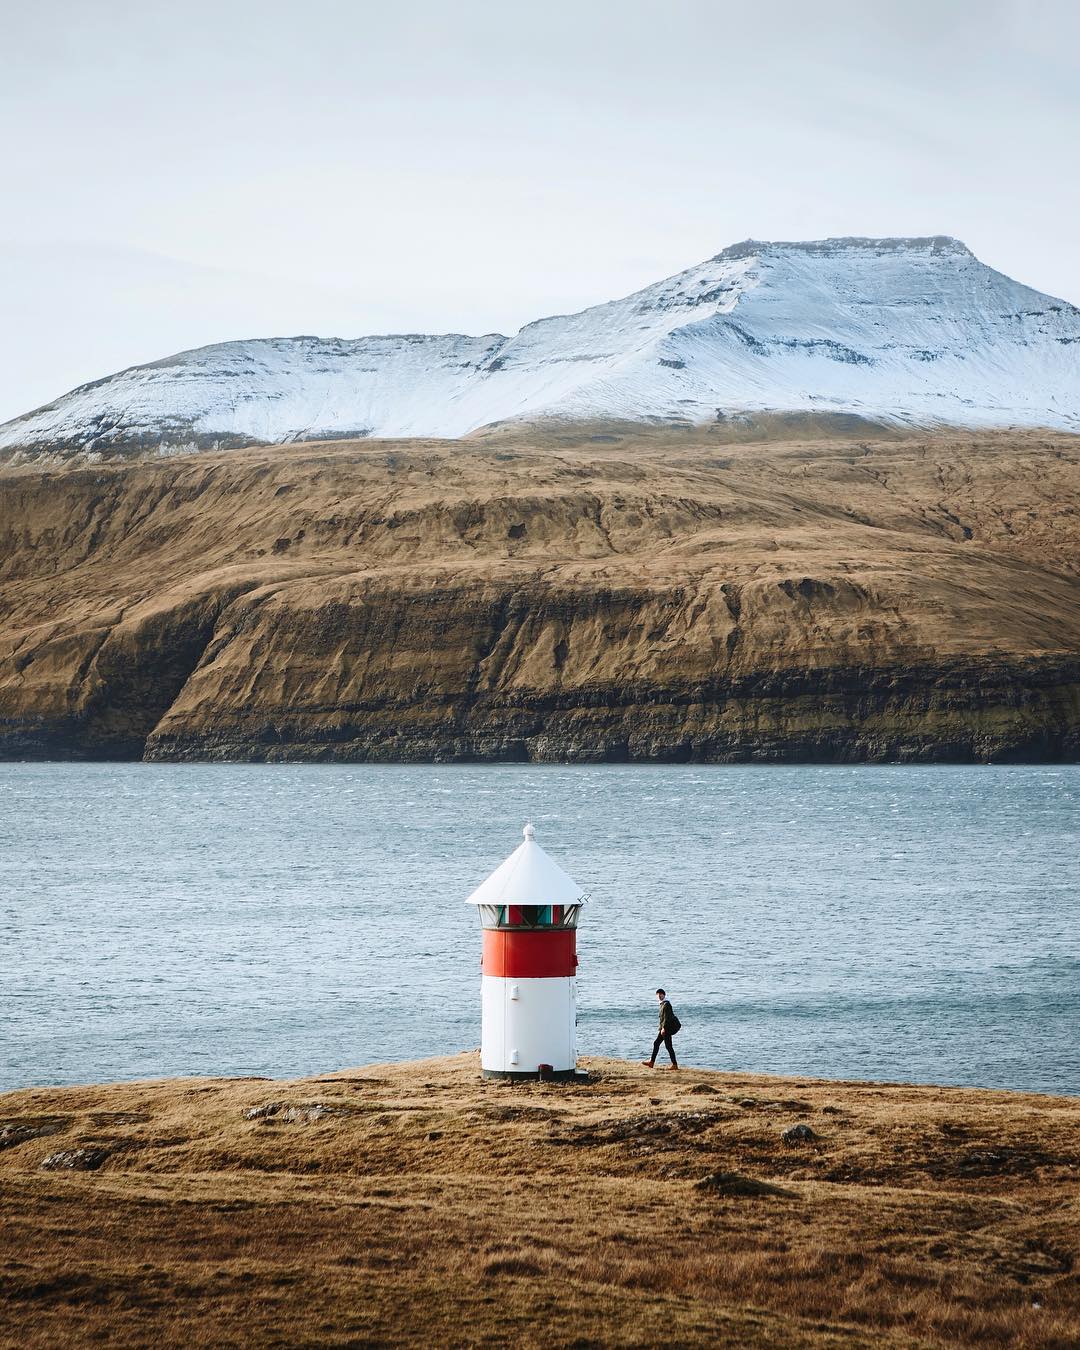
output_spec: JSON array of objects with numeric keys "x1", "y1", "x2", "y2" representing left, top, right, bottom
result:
[
  {"x1": 5, "y1": 1057, "x2": 1079, "y2": 1103},
  {"x1": 5, "y1": 753, "x2": 1080, "y2": 768}
]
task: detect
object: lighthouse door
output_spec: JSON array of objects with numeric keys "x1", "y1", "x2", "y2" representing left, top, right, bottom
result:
[{"x1": 499, "y1": 977, "x2": 574, "y2": 1073}]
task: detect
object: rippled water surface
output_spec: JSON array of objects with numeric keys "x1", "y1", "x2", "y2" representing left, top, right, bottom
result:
[{"x1": 4, "y1": 764, "x2": 1078, "y2": 1095}]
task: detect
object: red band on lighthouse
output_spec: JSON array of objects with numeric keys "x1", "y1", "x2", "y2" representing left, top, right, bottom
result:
[{"x1": 482, "y1": 928, "x2": 578, "y2": 978}]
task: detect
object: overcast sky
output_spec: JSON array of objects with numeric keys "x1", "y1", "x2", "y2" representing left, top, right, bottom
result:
[{"x1": 1, "y1": 0, "x2": 1078, "y2": 421}]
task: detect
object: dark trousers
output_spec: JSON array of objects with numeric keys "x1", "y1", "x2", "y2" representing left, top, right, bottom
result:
[{"x1": 650, "y1": 1031, "x2": 678, "y2": 1066}]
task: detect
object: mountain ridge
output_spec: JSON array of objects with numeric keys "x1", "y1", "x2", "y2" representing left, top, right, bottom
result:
[
  {"x1": 2, "y1": 235, "x2": 1079, "y2": 463},
  {"x1": 712, "y1": 234, "x2": 974, "y2": 258}
]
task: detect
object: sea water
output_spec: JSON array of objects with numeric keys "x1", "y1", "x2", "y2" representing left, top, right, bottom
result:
[{"x1": 3, "y1": 763, "x2": 1077, "y2": 1096}]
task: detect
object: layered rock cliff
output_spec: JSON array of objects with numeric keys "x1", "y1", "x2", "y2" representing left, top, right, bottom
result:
[{"x1": 1, "y1": 423, "x2": 1078, "y2": 762}]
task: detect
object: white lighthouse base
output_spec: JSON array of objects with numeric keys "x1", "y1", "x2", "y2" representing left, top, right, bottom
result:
[{"x1": 481, "y1": 975, "x2": 576, "y2": 1077}]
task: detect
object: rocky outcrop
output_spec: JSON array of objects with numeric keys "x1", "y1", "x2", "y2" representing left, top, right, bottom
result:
[
  {"x1": 39, "y1": 1147, "x2": 109, "y2": 1171},
  {"x1": 2, "y1": 425, "x2": 1078, "y2": 762}
]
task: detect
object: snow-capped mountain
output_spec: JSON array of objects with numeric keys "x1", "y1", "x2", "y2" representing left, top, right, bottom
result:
[{"x1": 3, "y1": 236, "x2": 1079, "y2": 462}]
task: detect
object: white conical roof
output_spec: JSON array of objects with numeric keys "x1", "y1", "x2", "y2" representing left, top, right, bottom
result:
[{"x1": 466, "y1": 823, "x2": 588, "y2": 907}]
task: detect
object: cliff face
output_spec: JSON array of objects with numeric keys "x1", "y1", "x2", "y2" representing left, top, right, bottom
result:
[{"x1": 1, "y1": 424, "x2": 1078, "y2": 762}]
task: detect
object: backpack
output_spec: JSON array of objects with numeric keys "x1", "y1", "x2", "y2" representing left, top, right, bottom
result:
[{"x1": 668, "y1": 1010, "x2": 682, "y2": 1036}]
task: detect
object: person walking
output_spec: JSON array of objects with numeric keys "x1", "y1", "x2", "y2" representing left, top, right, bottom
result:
[{"x1": 641, "y1": 987, "x2": 680, "y2": 1069}]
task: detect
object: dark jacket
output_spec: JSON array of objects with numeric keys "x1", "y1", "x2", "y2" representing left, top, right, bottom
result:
[{"x1": 658, "y1": 999, "x2": 677, "y2": 1034}]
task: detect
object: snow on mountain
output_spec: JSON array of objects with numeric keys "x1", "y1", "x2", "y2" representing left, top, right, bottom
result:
[{"x1": 2, "y1": 236, "x2": 1079, "y2": 462}]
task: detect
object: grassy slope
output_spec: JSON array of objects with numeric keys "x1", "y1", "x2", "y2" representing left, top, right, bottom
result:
[
  {"x1": 1, "y1": 1055, "x2": 1078, "y2": 1346},
  {"x1": 2, "y1": 423, "x2": 1079, "y2": 762}
]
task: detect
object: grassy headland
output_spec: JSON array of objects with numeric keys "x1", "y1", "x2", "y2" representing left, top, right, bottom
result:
[{"x1": 1, "y1": 1054, "x2": 1078, "y2": 1346}]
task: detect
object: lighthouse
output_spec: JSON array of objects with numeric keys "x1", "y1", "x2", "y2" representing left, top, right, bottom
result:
[{"x1": 466, "y1": 823, "x2": 587, "y2": 1080}]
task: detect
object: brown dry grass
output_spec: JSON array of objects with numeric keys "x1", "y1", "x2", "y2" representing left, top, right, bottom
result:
[
  {"x1": 1, "y1": 1055, "x2": 1078, "y2": 1346},
  {"x1": 2, "y1": 423, "x2": 1079, "y2": 762}
]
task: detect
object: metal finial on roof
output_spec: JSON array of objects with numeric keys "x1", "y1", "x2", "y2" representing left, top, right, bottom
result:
[{"x1": 466, "y1": 823, "x2": 586, "y2": 907}]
